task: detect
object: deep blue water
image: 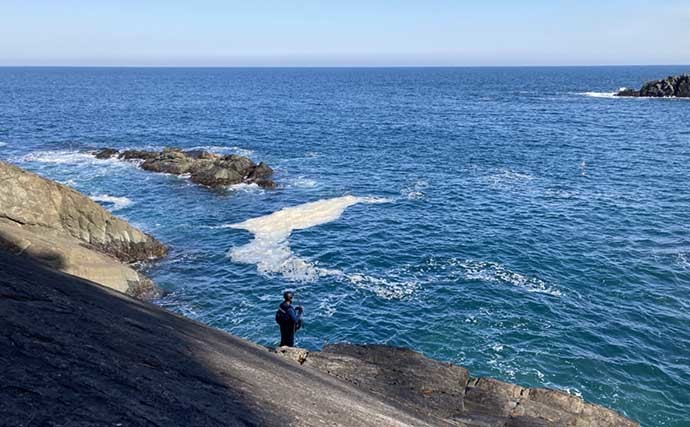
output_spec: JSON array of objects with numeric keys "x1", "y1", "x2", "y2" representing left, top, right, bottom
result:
[{"x1": 1, "y1": 66, "x2": 689, "y2": 426}]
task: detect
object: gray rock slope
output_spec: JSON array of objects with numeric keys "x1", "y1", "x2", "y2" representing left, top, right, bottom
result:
[
  {"x1": 0, "y1": 161, "x2": 167, "y2": 297},
  {"x1": 0, "y1": 252, "x2": 638, "y2": 426}
]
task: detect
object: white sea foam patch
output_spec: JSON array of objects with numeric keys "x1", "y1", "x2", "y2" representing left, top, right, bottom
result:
[
  {"x1": 188, "y1": 145, "x2": 254, "y2": 157},
  {"x1": 225, "y1": 195, "x2": 414, "y2": 298},
  {"x1": 89, "y1": 194, "x2": 133, "y2": 211},
  {"x1": 457, "y1": 259, "x2": 561, "y2": 297},
  {"x1": 0, "y1": 141, "x2": 7, "y2": 147},
  {"x1": 16, "y1": 149, "x2": 132, "y2": 168}
]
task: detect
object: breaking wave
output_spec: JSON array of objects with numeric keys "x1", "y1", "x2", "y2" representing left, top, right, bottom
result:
[
  {"x1": 581, "y1": 91, "x2": 617, "y2": 99},
  {"x1": 89, "y1": 194, "x2": 134, "y2": 211}
]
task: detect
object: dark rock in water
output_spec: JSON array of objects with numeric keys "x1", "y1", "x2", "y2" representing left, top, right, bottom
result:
[
  {"x1": 97, "y1": 147, "x2": 277, "y2": 189},
  {"x1": 616, "y1": 74, "x2": 690, "y2": 97},
  {"x1": 94, "y1": 147, "x2": 119, "y2": 159},
  {"x1": 274, "y1": 344, "x2": 639, "y2": 426}
]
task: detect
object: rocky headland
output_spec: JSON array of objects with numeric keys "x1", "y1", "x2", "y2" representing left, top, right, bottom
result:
[
  {"x1": 0, "y1": 251, "x2": 638, "y2": 426},
  {"x1": 0, "y1": 161, "x2": 167, "y2": 298},
  {"x1": 616, "y1": 74, "x2": 690, "y2": 97},
  {"x1": 94, "y1": 147, "x2": 276, "y2": 189}
]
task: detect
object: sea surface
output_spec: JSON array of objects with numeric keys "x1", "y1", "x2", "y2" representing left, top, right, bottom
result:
[{"x1": 1, "y1": 66, "x2": 689, "y2": 426}]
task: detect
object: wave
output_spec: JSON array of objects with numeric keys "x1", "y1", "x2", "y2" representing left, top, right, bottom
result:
[
  {"x1": 0, "y1": 141, "x2": 6, "y2": 147},
  {"x1": 581, "y1": 91, "x2": 617, "y2": 99},
  {"x1": 225, "y1": 195, "x2": 413, "y2": 299},
  {"x1": 188, "y1": 145, "x2": 254, "y2": 157},
  {"x1": 14, "y1": 149, "x2": 133, "y2": 169},
  {"x1": 89, "y1": 194, "x2": 133, "y2": 211}
]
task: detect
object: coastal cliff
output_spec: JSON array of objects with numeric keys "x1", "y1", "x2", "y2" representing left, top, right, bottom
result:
[
  {"x1": 0, "y1": 161, "x2": 166, "y2": 297},
  {"x1": 0, "y1": 252, "x2": 638, "y2": 426}
]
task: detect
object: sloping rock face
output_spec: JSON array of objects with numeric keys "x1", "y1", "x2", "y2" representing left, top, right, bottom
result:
[
  {"x1": 274, "y1": 344, "x2": 638, "y2": 427},
  {"x1": 94, "y1": 147, "x2": 276, "y2": 189},
  {"x1": 0, "y1": 253, "x2": 457, "y2": 427},
  {"x1": 0, "y1": 161, "x2": 166, "y2": 297},
  {"x1": 616, "y1": 74, "x2": 690, "y2": 97}
]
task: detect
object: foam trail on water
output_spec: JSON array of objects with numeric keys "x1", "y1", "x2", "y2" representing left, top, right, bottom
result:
[
  {"x1": 581, "y1": 91, "x2": 617, "y2": 99},
  {"x1": 225, "y1": 195, "x2": 411, "y2": 297}
]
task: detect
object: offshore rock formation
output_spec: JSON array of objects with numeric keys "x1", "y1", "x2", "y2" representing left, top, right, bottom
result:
[
  {"x1": 0, "y1": 252, "x2": 639, "y2": 426},
  {"x1": 274, "y1": 345, "x2": 638, "y2": 427},
  {"x1": 94, "y1": 147, "x2": 276, "y2": 189},
  {"x1": 616, "y1": 74, "x2": 690, "y2": 97},
  {"x1": 0, "y1": 161, "x2": 167, "y2": 297}
]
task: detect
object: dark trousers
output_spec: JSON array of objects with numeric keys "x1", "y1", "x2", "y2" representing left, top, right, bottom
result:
[{"x1": 280, "y1": 322, "x2": 295, "y2": 347}]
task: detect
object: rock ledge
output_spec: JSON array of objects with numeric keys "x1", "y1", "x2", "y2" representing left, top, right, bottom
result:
[{"x1": 616, "y1": 74, "x2": 690, "y2": 97}]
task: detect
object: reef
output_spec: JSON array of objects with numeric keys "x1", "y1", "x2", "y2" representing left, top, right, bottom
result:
[
  {"x1": 616, "y1": 74, "x2": 690, "y2": 97},
  {"x1": 94, "y1": 147, "x2": 276, "y2": 189}
]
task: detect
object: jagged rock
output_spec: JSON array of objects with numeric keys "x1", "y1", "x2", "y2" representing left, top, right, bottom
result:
[
  {"x1": 616, "y1": 74, "x2": 690, "y2": 97},
  {"x1": 94, "y1": 147, "x2": 276, "y2": 189},
  {"x1": 0, "y1": 161, "x2": 166, "y2": 297},
  {"x1": 93, "y1": 148, "x2": 119, "y2": 159},
  {"x1": 271, "y1": 346, "x2": 309, "y2": 364},
  {"x1": 274, "y1": 344, "x2": 638, "y2": 427}
]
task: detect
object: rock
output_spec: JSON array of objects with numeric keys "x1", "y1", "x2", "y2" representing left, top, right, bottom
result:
[
  {"x1": 0, "y1": 252, "x2": 456, "y2": 427},
  {"x1": 616, "y1": 74, "x2": 690, "y2": 97},
  {"x1": 0, "y1": 161, "x2": 167, "y2": 297},
  {"x1": 271, "y1": 346, "x2": 309, "y2": 364},
  {"x1": 104, "y1": 147, "x2": 277, "y2": 189},
  {"x1": 274, "y1": 344, "x2": 638, "y2": 427},
  {"x1": 93, "y1": 148, "x2": 119, "y2": 159}
]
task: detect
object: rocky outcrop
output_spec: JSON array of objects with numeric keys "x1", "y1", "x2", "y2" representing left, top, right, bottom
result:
[
  {"x1": 274, "y1": 344, "x2": 638, "y2": 427},
  {"x1": 0, "y1": 252, "x2": 458, "y2": 427},
  {"x1": 0, "y1": 161, "x2": 167, "y2": 297},
  {"x1": 94, "y1": 147, "x2": 276, "y2": 189},
  {"x1": 616, "y1": 74, "x2": 690, "y2": 97}
]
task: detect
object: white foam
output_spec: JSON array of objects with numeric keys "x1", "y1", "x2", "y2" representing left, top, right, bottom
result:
[
  {"x1": 89, "y1": 194, "x2": 133, "y2": 211},
  {"x1": 228, "y1": 182, "x2": 263, "y2": 193},
  {"x1": 288, "y1": 176, "x2": 318, "y2": 188},
  {"x1": 401, "y1": 180, "x2": 429, "y2": 200},
  {"x1": 0, "y1": 141, "x2": 6, "y2": 147},
  {"x1": 15, "y1": 150, "x2": 132, "y2": 169},
  {"x1": 225, "y1": 195, "x2": 411, "y2": 298},
  {"x1": 188, "y1": 145, "x2": 254, "y2": 157},
  {"x1": 581, "y1": 91, "x2": 617, "y2": 99},
  {"x1": 456, "y1": 259, "x2": 561, "y2": 297}
]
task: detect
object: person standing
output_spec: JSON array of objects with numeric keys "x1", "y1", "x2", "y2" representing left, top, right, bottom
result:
[{"x1": 275, "y1": 291, "x2": 303, "y2": 347}]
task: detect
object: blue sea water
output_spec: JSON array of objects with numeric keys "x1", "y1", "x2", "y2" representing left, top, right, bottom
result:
[{"x1": 1, "y1": 66, "x2": 689, "y2": 426}]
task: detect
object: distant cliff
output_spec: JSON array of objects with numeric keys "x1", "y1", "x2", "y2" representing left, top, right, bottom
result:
[
  {"x1": 0, "y1": 161, "x2": 167, "y2": 298},
  {"x1": 0, "y1": 252, "x2": 638, "y2": 426},
  {"x1": 616, "y1": 74, "x2": 690, "y2": 97}
]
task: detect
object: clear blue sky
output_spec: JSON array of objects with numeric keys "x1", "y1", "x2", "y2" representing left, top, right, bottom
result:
[{"x1": 1, "y1": 0, "x2": 689, "y2": 66}]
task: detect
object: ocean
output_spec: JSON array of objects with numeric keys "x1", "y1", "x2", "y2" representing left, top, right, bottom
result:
[{"x1": 1, "y1": 66, "x2": 689, "y2": 426}]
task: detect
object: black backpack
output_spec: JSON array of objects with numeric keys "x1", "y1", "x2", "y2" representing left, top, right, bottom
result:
[{"x1": 275, "y1": 306, "x2": 287, "y2": 325}]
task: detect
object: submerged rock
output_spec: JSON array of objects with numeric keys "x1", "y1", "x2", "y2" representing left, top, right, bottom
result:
[
  {"x1": 94, "y1": 147, "x2": 276, "y2": 189},
  {"x1": 616, "y1": 74, "x2": 690, "y2": 97},
  {"x1": 0, "y1": 161, "x2": 166, "y2": 298},
  {"x1": 275, "y1": 344, "x2": 639, "y2": 426}
]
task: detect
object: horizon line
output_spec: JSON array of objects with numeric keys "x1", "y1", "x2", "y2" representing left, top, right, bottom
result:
[{"x1": 1, "y1": 63, "x2": 690, "y2": 69}]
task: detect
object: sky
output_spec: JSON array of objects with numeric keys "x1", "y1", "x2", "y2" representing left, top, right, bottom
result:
[{"x1": 1, "y1": 0, "x2": 689, "y2": 67}]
